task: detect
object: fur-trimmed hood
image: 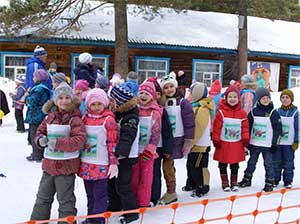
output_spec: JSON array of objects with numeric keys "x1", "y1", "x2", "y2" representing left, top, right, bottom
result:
[
  {"x1": 42, "y1": 96, "x2": 81, "y2": 114},
  {"x1": 112, "y1": 97, "x2": 138, "y2": 113},
  {"x1": 242, "y1": 82, "x2": 258, "y2": 90}
]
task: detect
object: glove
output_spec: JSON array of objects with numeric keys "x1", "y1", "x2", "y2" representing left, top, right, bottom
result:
[
  {"x1": 243, "y1": 141, "x2": 249, "y2": 148},
  {"x1": 38, "y1": 136, "x2": 48, "y2": 147},
  {"x1": 107, "y1": 164, "x2": 118, "y2": 179},
  {"x1": 47, "y1": 138, "x2": 57, "y2": 150},
  {"x1": 142, "y1": 149, "x2": 153, "y2": 161},
  {"x1": 182, "y1": 139, "x2": 193, "y2": 157},
  {"x1": 213, "y1": 141, "x2": 221, "y2": 149},
  {"x1": 270, "y1": 145, "x2": 277, "y2": 154},
  {"x1": 292, "y1": 142, "x2": 299, "y2": 151}
]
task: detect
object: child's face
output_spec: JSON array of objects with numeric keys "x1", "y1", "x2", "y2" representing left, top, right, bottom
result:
[
  {"x1": 56, "y1": 94, "x2": 72, "y2": 111},
  {"x1": 259, "y1": 96, "x2": 271, "y2": 106},
  {"x1": 226, "y1": 92, "x2": 238, "y2": 106},
  {"x1": 156, "y1": 91, "x2": 162, "y2": 101},
  {"x1": 138, "y1": 91, "x2": 152, "y2": 106},
  {"x1": 52, "y1": 80, "x2": 59, "y2": 89},
  {"x1": 280, "y1": 94, "x2": 292, "y2": 107},
  {"x1": 90, "y1": 102, "x2": 104, "y2": 113},
  {"x1": 75, "y1": 89, "x2": 83, "y2": 97},
  {"x1": 163, "y1": 83, "x2": 176, "y2": 97}
]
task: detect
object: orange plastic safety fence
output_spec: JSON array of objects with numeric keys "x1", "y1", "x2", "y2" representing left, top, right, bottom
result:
[{"x1": 19, "y1": 187, "x2": 300, "y2": 224}]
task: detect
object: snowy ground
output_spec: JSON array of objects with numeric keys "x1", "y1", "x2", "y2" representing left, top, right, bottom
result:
[{"x1": 1, "y1": 81, "x2": 300, "y2": 224}]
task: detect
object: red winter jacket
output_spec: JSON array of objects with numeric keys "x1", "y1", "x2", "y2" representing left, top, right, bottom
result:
[
  {"x1": 213, "y1": 99, "x2": 249, "y2": 164},
  {"x1": 36, "y1": 100, "x2": 87, "y2": 176},
  {"x1": 78, "y1": 108, "x2": 118, "y2": 180}
]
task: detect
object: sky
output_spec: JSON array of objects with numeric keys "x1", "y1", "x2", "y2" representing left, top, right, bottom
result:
[{"x1": 0, "y1": 80, "x2": 300, "y2": 224}]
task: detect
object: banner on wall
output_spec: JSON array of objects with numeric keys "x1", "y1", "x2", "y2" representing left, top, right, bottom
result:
[{"x1": 247, "y1": 61, "x2": 280, "y2": 92}]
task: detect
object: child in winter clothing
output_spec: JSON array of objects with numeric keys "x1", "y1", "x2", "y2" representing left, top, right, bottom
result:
[
  {"x1": 74, "y1": 79, "x2": 90, "y2": 115},
  {"x1": 95, "y1": 75, "x2": 110, "y2": 92},
  {"x1": 25, "y1": 69, "x2": 52, "y2": 162},
  {"x1": 9, "y1": 75, "x2": 26, "y2": 132},
  {"x1": 183, "y1": 82, "x2": 215, "y2": 197},
  {"x1": 30, "y1": 82, "x2": 86, "y2": 222},
  {"x1": 274, "y1": 89, "x2": 299, "y2": 189},
  {"x1": 239, "y1": 87, "x2": 282, "y2": 192},
  {"x1": 213, "y1": 86, "x2": 249, "y2": 192},
  {"x1": 131, "y1": 81, "x2": 162, "y2": 207},
  {"x1": 126, "y1": 71, "x2": 139, "y2": 96},
  {"x1": 107, "y1": 84, "x2": 140, "y2": 223},
  {"x1": 157, "y1": 72, "x2": 195, "y2": 205},
  {"x1": 0, "y1": 89, "x2": 10, "y2": 126},
  {"x1": 52, "y1": 72, "x2": 67, "y2": 89},
  {"x1": 240, "y1": 74, "x2": 258, "y2": 114},
  {"x1": 209, "y1": 79, "x2": 223, "y2": 112},
  {"x1": 79, "y1": 88, "x2": 118, "y2": 224},
  {"x1": 147, "y1": 77, "x2": 174, "y2": 206}
]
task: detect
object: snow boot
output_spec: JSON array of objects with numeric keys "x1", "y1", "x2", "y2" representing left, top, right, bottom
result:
[
  {"x1": 182, "y1": 185, "x2": 195, "y2": 192},
  {"x1": 230, "y1": 174, "x2": 238, "y2": 192},
  {"x1": 238, "y1": 174, "x2": 252, "y2": 188},
  {"x1": 119, "y1": 213, "x2": 139, "y2": 224},
  {"x1": 262, "y1": 179, "x2": 274, "y2": 192},
  {"x1": 221, "y1": 174, "x2": 230, "y2": 192},
  {"x1": 157, "y1": 192, "x2": 178, "y2": 205},
  {"x1": 284, "y1": 183, "x2": 292, "y2": 189}
]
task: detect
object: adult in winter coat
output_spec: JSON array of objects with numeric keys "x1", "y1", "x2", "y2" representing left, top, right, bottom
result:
[
  {"x1": 0, "y1": 89, "x2": 10, "y2": 126},
  {"x1": 74, "y1": 53, "x2": 97, "y2": 88},
  {"x1": 25, "y1": 69, "x2": 52, "y2": 162},
  {"x1": 213, "y1": 86, "x2": 249, "y2": 192},
  {"x1": 30, "y1": 82, "x2": 86, "y2": 222},
  {"x1": 25, "y1": 45, "x2": 52, "y2": 89}
]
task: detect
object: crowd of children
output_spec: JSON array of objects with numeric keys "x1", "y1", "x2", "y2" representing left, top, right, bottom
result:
[{"x1": 2, "y1": 48, "x2": 298, "y2": 224}]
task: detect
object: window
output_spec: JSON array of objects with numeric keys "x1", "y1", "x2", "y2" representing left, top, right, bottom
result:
[
  {"x1": 71, "y1": 53, "x2": 109, "y2": 84},
  {"x1": 135, "y1": 56, "x2": 170, "y2": 83},
  {"x1": 288, "y1": 66, "x2": 300, "y2": 88},
  {"x1": 1, "y1": 52, "x2": 32, "y2": 81},
  {"x1": 192, "y1": 59, "x2": 223, "y2": 87}
]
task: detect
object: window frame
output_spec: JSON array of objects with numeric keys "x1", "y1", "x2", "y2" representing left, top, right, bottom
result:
[
  {"x1": 288, "y1": 65, "x2": 300, "y2": 89},
  {"x1": 71, "y1": 53, "x2": 110, "y2": 85},
  {"x1": 134, "y1": 56, "x2": 170, "y2": 83},
  {"x1": 0, "y1": 51, "x2": 32, "y2": 81},
  {"x1": 192, "y1": 59, "x2": 224, "y2": 87}
]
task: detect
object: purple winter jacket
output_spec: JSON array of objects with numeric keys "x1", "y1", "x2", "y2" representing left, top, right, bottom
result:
[{"x1": 164, "y1": 94, "x2": 195, "y2": 159}]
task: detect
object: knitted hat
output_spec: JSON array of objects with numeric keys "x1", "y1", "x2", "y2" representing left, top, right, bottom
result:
[
  {"x1": 96, "y1": 75, "x2": 109, "y2": 92},
  {"x1": 256, "y1": 87, "x2": 270, "y2": 101},
  {"x1": 177, "y1": 70, "x2": 185, "y2": 77},
  {"x1": 16, "y1": 75, "x2": 26, "y2": 84},
  {"x1": 127, "y1": 71, "x2": 138, "y2": 81},
  {"x1": 34, "y1": 69, "x2": 49, "y2": 82},
  {"x1": 52, "y1": 72, "x2": 66, "y2": 84},
  {"x1": 49, "y1": 62, "x2": 57, "y2": 70},
  {"x1": 191, "y1": 82, "x2": 208, "y2": 103},
  {"x1": 75, "y1": 80, "x2": 89, "y2": 91},
  {"x1": 224, "y1": 85, "x2": 240, "y2": 100},
  {"x1": 147, "y1": 76, "x2": 162, "y2": 94},
  {"x1": 280, "y1": 89, "x2": 294, "y2": 103},
  {"x1": 33, "y1": 45, "x2": 47, "y2": 57},
  {"x1": 159, "y1": 72, "x2": 178, "y2": 89},
  {"x1": 79, "y1": 53, "x2": 92, "y2": 64},
  {"x1": 86, "y1": 88, "x2": 109, "y2": 108},
  {"x1": 139, "y1": 81, "x2": 156, "y2": 100},
  {"x1": 122, "y1": 80, "x2": 138, "y2": 96},
  {"x1": 241, "y1": 74, "x2": 255, "y2": 84},
  {"x1": 109, "y1": 84, "x2": 134, "y2": 107},
  {"x1": 209, "y1": 79, "x2": 222, "y2": 96},
  {"x1": 54, "y1": 82, "x2": 74, "y2": 105}
]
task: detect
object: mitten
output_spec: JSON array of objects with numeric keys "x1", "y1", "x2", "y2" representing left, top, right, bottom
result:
[
  {"x1": 47, "y1": 138, "x2": 57, "y2": 150},
  {"x1": 38, "y1": 136, "x2": 48, "y2": 147},
  {"x1": 292, "y1": 142, "x2": 299, "y2": 151},
  {"x1": 213, "y1": 141, "x2": 221, "y2": 149},
  {"x1": 107, "y1": 164, "x2": 118, "y2": 179},
  {"x1": 142, "y1": 149, "x2": 153, "y2": 161},
  {"x1": 182, "y1": 139, "x2": 193, "y2": 157}
]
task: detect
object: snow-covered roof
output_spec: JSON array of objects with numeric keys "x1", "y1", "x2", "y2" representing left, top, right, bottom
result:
[{"x1": 5, "y1": 3, "x2": 300, "y2": 56}]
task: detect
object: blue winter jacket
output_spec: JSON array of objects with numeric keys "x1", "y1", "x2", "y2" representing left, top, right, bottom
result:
[
  {"x1": 25, "y1": 57, "x2": 52, "y2": 89},
  {"x1": 25, "y1": 81, "x2": 52, "y2": 125},
  {"x1": 277, "y1": 106, "x2": 299, "y2": 144},
  {"x1": 248, "y1": 102, "x2": 282, "y2": 146}
]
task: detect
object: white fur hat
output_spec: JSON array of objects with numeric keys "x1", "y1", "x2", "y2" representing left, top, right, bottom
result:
[
  {"x1": 159, "y1": 72, "x2": 178, "y2": 89},
  {"x1": 79, "y1": 53, "x2": 92, "y2": 64}
]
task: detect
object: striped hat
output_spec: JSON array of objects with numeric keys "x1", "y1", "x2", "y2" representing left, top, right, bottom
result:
[
  {"x1": 33, "y1": 45, "x2": 47, "y2": 57},
  {"x1": 52, "y1": 72, "x2": 66, "y2": 84},
  {"x1": 109, "y1": 84, "x2": 134, "y2": 107}
]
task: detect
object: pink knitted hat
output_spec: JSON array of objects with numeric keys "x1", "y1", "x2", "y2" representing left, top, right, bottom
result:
[
  {"x1": 138, "y1": 81, "x2": 156, "y2": 100},
  {"x1": 75, "y1": 80, "x2": 89, "y2": 91},
  {"x1": 33, "y1": 69, "x2": 49, "y2": 82},
  {"x1": 85, "y1": 88, "x2": 109, "y2": 108}
]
